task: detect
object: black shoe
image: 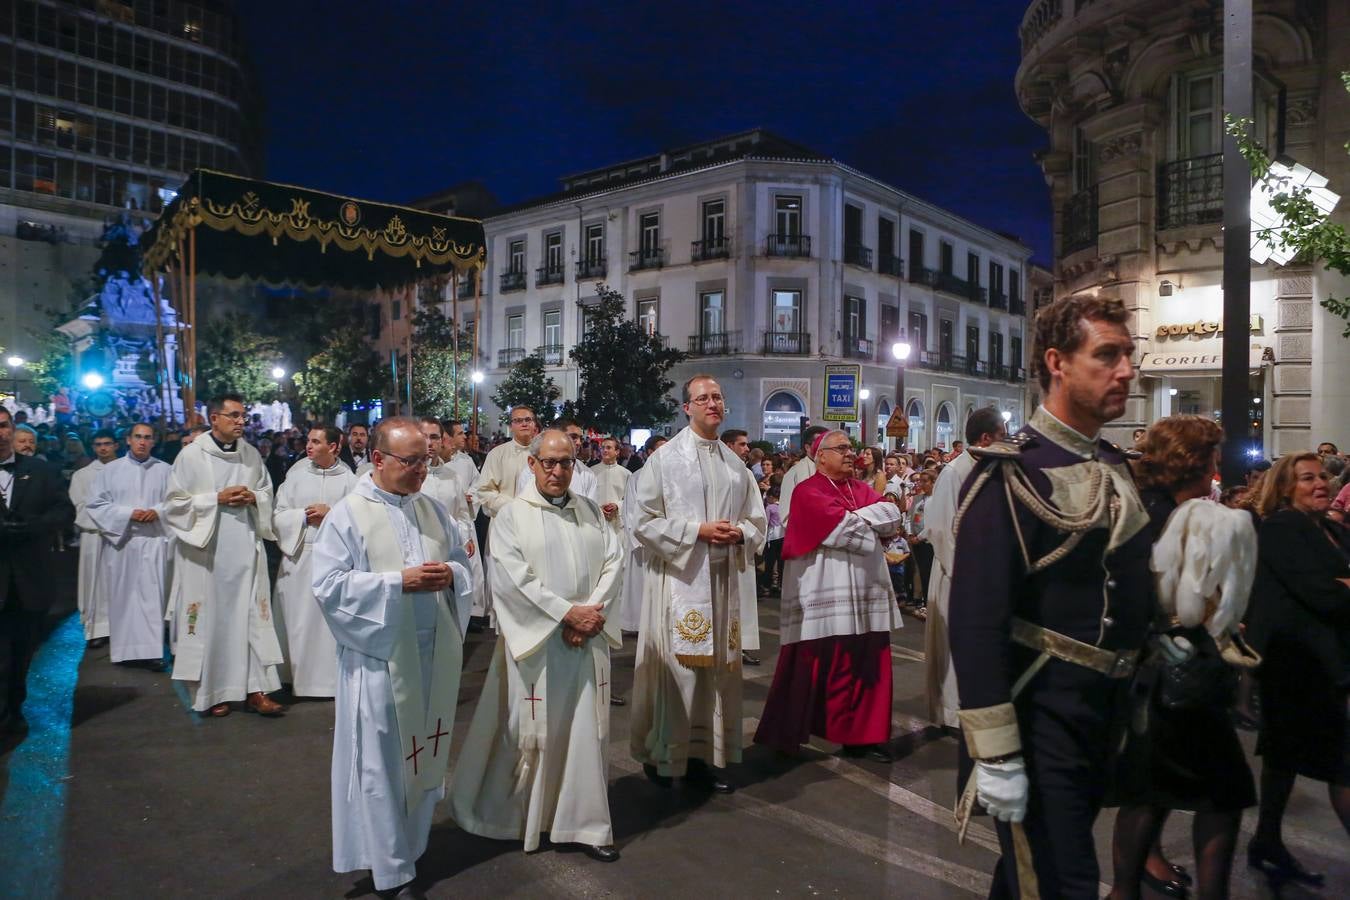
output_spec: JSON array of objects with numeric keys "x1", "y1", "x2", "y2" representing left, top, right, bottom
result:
[
  {"x1": 1247, "y1": 840, "x2": 1324, "y2": 887},
  {"x1": 741, "y1": 651, "x2": 761, "y2": 666},
  {"x1": 378, "y1": 880, "x2": 426, "y2": 899},
  {"x1": 843, "y1": 744, "x2": 893, "y2": 763},
  {"x1": 1141, "y1": 869, "x2": 1189, "y2": 898},
  {"x1": 86, "y1": 637, "x2": 109, "y2": 650},
  {"x1": 642, "y1": 764, "x2": 672, "y2": 788},
  {"x1": 609, "y1": 695, "x2": 626, "y2": 706},
  {"x1": 684, "y1": 761, "x2": 734, "y2": 794},
  {"x1": 466, "y1": 618, "x2": 485, "y2": 634},
  {"x1": 1168, "y1": 863, "x2": 1192, "y2": 887},
  {"x1": 578, "y1": 844, "x2": 620, "y2": 863}
]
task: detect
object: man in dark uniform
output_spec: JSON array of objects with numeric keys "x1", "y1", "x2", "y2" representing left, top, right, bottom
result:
[
  {"x1": 949, "y1": 295, "x2": 1169, "y2": 898},
  {"x1": 0, "y1": 406, "x2": 76, "y2": 734}
]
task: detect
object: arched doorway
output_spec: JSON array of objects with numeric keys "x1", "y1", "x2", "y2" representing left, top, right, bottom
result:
[
  {"x1": 935, "y1": 401, "x2": 955, "y2": 450},
  {"x1": 906, "y1": 398, "x2": 925, "y2": 451},
  {"x1": 762, "y1": 390, "x2": 805, "y2": 449},
  {"x1": 875, "y1": 398, "x2": 891, "y2": 437}
]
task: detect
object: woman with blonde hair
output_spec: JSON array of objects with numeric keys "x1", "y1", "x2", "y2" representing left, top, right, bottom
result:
[{"x1": 1244, "y1": 452, "x2": 1350, "y2": 888}]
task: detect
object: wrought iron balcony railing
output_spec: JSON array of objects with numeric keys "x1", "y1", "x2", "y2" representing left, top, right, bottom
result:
[
  {"x1": 844, "y1": 244, "x2": 873, "y2": 269},
  {"x1": 688, "y1": 331, "x2": 741, "y2": 355},
  {"x1": 629, "y1": 247, "x2": 666, "y2": 271},
  {"x1": 499, "y1": 270, "x2": 526, "y2": 292},
  {"x1": 497, "y1": 347, "x2": 525, "y2": 368},
  {"x1": 536, "y1": 264, "x2": 564, "y2": 287},
  {"x1": 457, "y1": 276, "x2": 478, "y2": 299},
  {"x1": 691, "y1": 237, "x2": 730, "y2": 262},
  {"x1": 841, "y1": 336, "x2": 874, "y2": 360},
  {"x1": 1158, "y1": 154, "x2": 1223, "y2": 230},
  {"x1": 989, "y1": 290, "x2": 1009, "y2": 311},
  {"x1": 878, "y1": 254, "x2": 905, "y2": 277},
  {"x1": 1010, "y1": 296, "x2": 1026, "y2": 316},
  {"x1": 1063, "y1": 185, "x2": 1098, "y2": 255},
  {"x1": 762, "y1": 331, "x2": 811, "y2": 355},
  {"x1": 909, "y1": 262, "x2": 939, "y2": 286},
  {"x1": 536, "y1": 344, "x2": 565, "y2": 366},
  {"x1": 765, "y1": 233, "x2": 811, "y2": 258},
  {"x1": 575, "y1": 257, "x2": 607, "y2": 279}
]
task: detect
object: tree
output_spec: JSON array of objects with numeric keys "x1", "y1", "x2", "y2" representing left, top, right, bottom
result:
[
  {"x1": 293, "y1": 325, "x2": 385, "y2": 420},
  {"x1": 195, "y1": 312, "x2": 283, "y2": 403},
  {"x1": 24, "y1": 328, "x2": 78, "y2": 401},
  {"x1": 569, "y1": 284, "x2": 688, "y2": 434},
  {"x1": 491, "y1": 353, "x2": 560, "y2": 427},
  {"x1": 407, "y1": 306, "x2": 475, "y2": 420},
  {"x1": 1226, "y1": 72, "x2": 1350, "y2": 337}
]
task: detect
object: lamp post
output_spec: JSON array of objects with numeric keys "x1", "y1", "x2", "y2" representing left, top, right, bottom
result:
[
  {"x1": 891, "y1": 336, "x2": 912, "y2": 451},
  {"x1": 6, "y1": 355, "x2": 23, "y2": 403},
  {"x1": 81, "y1": 372, "x2": 104, "y2": 390},
  {"x1": 470, "y1": 370, "x2": 485, "y2": 441},
  {"x1": 271, "y1": 366, "x2": 286, "y2": 380},
  {"x1": 859, "y1": 388, "x2": 870, "y2": 445}
]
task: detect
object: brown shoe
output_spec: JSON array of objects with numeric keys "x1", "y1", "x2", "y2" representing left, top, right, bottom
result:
[
  {"x1": 208, "y1": 703, "x2": 231, "y2": 718},
  {"x1": 246, "y1": 692, "x2": 285, "y2": 716}
]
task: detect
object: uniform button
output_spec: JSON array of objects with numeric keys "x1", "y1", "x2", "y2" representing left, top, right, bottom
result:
[
  {"x1": 1102, "y1": 616, "x2": 1115, "y2": 628},
  {"x1": 1106, "y1": 578, "x2": 1118, "y2": 589}
]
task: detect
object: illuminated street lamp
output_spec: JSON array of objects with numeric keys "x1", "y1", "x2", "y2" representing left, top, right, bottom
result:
[
  {"x1": 271, "y1": 366, "x2": 287, "y2": 380},
  {"x1": 82, "y1": 372, "x2": 104, "y2": 390},
  {"x1": 5, "y1": 355, "x2": 23, "y2": 402},
  {"x1": 890, "y1": 338, "x2": 912, "y2": 451},
  {"x1": 469, "y1": 370, "x2": 485, "y2": 440},
  {"x1": 858, "y1": 388, "x2": 871, "y2": 445}
]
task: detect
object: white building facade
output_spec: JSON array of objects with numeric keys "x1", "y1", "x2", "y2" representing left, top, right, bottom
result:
[{"x1": 443, "y1": 131, "x2": 1030, "y2": 450}]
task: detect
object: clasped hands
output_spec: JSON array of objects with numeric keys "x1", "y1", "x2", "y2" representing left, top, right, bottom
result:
[
  {"x1": 562, "y1": 603, "x2": 605, "y2": 648},
  {"x1": 697, "y1": 520, "x2": 743, "y2": 545},
  {"x1": 217, "y1": 485, "x2": 257, "y2": 507},
  {"x1": 401, "y1": 561, "x2": 454, "y2": 593},
  {"x1": 601, "y1": 502, "x2": 619, "y2": 522},
  {"x1": 130, "y1": 508, "x2": 159, "y2": 523},
  {"x1": 303, "y1": 503, "x2": 330, "y2": 526}
]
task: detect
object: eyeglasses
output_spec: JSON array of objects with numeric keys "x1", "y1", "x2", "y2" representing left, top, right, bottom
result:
[
  {"x1": 818, "y1": 444, "x2": 855, "y2": 456},
  {"x1": 376, "y1": 449, "x2": 428, "y2": 470},
  {"x1": 534, "y1": 457, "x2": 575, "y2": 471},
  {"x1": 510, "y1": 416, "x2": 535, "y2": 425},
  {"x1": 214, "y1": 411, "x2": 246, "y2": 420},
  {"x1": 688, "y1": 394, "x2": 724, "y2": 406}
]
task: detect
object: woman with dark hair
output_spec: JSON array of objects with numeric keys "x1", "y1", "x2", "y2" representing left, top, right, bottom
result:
[
  {"x1": 1244, "y1": 452, "x2": 1350, "y2": 888},
  {"x1": 1110, "y1": 415, "x2": 1256, "y2": 900}
]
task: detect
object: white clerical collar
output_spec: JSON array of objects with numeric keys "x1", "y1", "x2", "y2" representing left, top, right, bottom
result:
[
  {"x1": 364, "y1": 474, "x2": 417, "y2": 507},
  {"x1": 128, "y1": 454, "x2": 155, "y2": 466},
  {"x1": 0, "y1": 453, "x2": 15, "y2": 467}
]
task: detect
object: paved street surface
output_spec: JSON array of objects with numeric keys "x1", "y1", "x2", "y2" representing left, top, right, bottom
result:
[{"x1": 1, "y1": 572, "x2": 1346, "y2": 899}]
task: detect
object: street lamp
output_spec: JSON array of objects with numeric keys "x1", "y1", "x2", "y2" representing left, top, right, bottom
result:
[
  {"x1": 82, "y1": 372, "x2": 104, "y2": 390},
  {"x1": 271, "y1": 366, "x2": 286, "y2": 380},
  {"x1": 891, "y1": 337, "x2": 912, "y2": 451},
  {"x1": 470, "y1": 370, "x2": 485, "y2": 440},
  {"x1": 5, "y1": 355, "x2": 23, "y2": 402},
  {"x1": 859, "y1": 388, "x2": 871, "y2": 445}
]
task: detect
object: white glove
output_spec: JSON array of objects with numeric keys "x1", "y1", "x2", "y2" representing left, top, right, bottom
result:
[
  {"x1": 1153, "y1": 633, "x2": 1195, "y2": 665},
  {"x1": 974, "y1": 758, "x2": 1028, "y2": 823}
]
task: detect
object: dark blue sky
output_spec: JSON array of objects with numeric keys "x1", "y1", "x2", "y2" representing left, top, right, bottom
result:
[{"x1": 237, "y1": 0, "x2": 1050, "y2": 260}]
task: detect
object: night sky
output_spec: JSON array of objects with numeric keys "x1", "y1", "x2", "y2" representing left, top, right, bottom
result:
[{"x1": 237, "y1": 0, "x2": 1050, "y2": 260}]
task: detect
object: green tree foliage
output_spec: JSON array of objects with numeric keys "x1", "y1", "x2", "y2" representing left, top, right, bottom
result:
[
  {"x1": 23, "y1": 328, "x2": 79, "y2": 401},
  {"x1": 491, "y1": 352, "x2": 560, "y2": 427},
  {"x1": 294, "y1": 325, "x2": 385, "y2": 420},
  {"x1": 1226, "y1": 71, "x2": 1350, "y2": 337},
  {"x1": 407, "y1": 306, "x2": 475, "y2": 422},
  {"x1": 568, "y1": 284, "x2": 687, "y2": 434},
  {"x1": 195, "y1": 312, "x2": 283, "y2": 403}
]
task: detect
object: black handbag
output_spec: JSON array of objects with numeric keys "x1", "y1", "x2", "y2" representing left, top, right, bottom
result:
[{"x1": 1158, "y1": 629, "x2": 1238, "y2": 710}]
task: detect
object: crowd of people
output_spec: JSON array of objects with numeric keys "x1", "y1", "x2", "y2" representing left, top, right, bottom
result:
[{"x1": 1, "y1": 292, "x2": 1348, "y2": 899}]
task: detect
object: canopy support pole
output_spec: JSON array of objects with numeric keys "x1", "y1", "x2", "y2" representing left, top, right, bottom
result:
[
  {"x1": 187, "y1": 226, "x2": 198, "y2": 424},
  {"x1": 472, "y1": 264, "x2": 482, "y2": 441},
  {"x1": 151, "y1": 273, "x2": 170, "y2": 428}
]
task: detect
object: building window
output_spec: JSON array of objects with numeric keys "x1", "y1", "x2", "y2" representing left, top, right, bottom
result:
[
  {"x1": 545, "y1": 231, "x2": 563, "y2": 272},
  {"x1": 775, "y1": 195, "x2": 802, "y2": 237},
  {"x1": 509, "y1": 239, "x2": 525, "y2": 273},
  {"x1": 1010, "y1": 270, "x2": 1021, "y2": 308},
  {"x1": 639, "y1": 212, "x2": 660, "y2": 253},
  {"x1": 543, "y1": 309, "x2": 562, "y2": 351},
  {"x1": 908, "y1": 310, "x2": 928, "y2": 353},
  {"x1": 967, "y1": 252, "x2": 979, "y2": 286},
  {"x1": 701, "y1": 290, "x2": 725, "y2": 335},
  {"x1": 1011, "y1": 335, "x2": 1023, "y2": 368},
  {"x1": 990, "y1": 331, "x2": 1004, "y2": 370},
  {"x1": 1177, "y1": 72, "x2": 1221, "y2": 158},
  {"x1": 939, "y1": 318, "x2": 954, "y2": 359},
  {"x1": 702, "y1": 199, "x2": 725, "y2": 244},
  {"x1": 772, "y1": 289, "x2": 802, "y2": 334},
  {"x1": 585, "y1": 223, "x2": 604, "y2": 263},
  {"x1": 507, "y1": 314, "x2": 524, "y2": 349},
  {"x1": 966, "y1": 323, "x2": 980, "y2": 361},
  {"x1": 989, "y1": 261, "x2": 1005, "y2": 297},
  {"x1": 1073, "y1": 127, "x2": 1096, "y2": 192},
  {"x1": 637, "y1": 298, "x2": 658, "y2": 336},
  {"x1": 940, "y1": 240, "x2": 954, "y2": 276},
  {"x1": 908, "y1": 228, "x2": 925, "y2": 276}
]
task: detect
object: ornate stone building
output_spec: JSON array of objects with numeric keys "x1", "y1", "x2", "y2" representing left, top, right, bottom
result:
[{"x1": 1016, "y1": 0, "x2": 1350, "y2": 453}]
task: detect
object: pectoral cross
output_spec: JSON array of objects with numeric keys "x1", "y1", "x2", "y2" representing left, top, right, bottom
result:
[
  {"x1": 405, "y1": 735, "x2": 424, "y2": 775},
  {"x1": 524, "y1": 684, "x2": 543, "y2": 720},
  {"x1": 427, "y1": 718, "x2": 449, "y2": 757}
]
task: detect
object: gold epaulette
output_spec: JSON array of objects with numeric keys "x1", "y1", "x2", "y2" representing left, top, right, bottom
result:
[{"x1": 969, "y1": 432, "x2": 1033, "y2": 460}]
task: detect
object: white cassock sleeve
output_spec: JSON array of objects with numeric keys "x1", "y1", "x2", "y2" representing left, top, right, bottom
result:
[
  {"x1": 733, "y1": 470, "x2": 768, "y2": 556},
  {"x1": 163, "y1": 471, "x2": 221, "y2": 550},
  {"x1": 819, "y1": 501, "x2": 903, "y2": 556},
  {"x1": 250, "y1": 457, "x2": 277, "y2": 543},
  {"x1": 272, "y1": 475, "x2": 309, "y2": 560},
  {"x1": 631, "y1": 456, "x2": 701, "y2": 568},
  {"x1": 920, "y1": 461, "x2": 960, "y2": 563},
  {"x1": 310, "y1": 507, "x2": 410, "y2": 662},
  {"x1": 84, "y1": 465, "x2": 135, "y2": 541}
]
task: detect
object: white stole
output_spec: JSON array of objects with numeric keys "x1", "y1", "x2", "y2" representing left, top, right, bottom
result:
[{"x1": 346, "y1": 491, "x2": 463, "y2": 815}]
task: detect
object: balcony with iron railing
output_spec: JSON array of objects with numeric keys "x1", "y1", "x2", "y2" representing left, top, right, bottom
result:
[
  {"x1": 456, "y1": 276, "x2": 478, "y2": 299},
  {"x1": 687, "y1": 331, "x2": 741, "y2": 355},
  {"x1": 499, "y1": 269, "x2": 526, "y2": 292},
  {"x1": 878, "y1": 254, "x2": 905, "y2": 277},
  {"x1": 1062, "y1": 185, "x2": 1098, "y2": 255},
  {"x1": 1011, "y1": 366, "x2": 1026, "y2": 383},
  {"x1": 841, "y1": 336, "x2": 874, "y2": 360},
  {"x1": 536, "y1": 263, "x2": 564, "y2": 287},
  {"x1": 691, "y1": 236, "x2": 730, "y2": 262},
  {"x1": 762, "y1": 331, "x2": 811, "y2": 355},
  {"x1": 1010, "y1": 296, "x2": 1026, "y2": 316},
  {"x1": 989, "y1": 290, "x2": 1008, "y2": 311},
  {"x1": 1158, "y1": 154, "x2": 1223, "y2": 231},
  {"x1": 497, "y1": 347, "x2": 526, "y2": 368},
  {"x1": 629, "y1": 247, "x2": 666, "y2": 271},
  {"x1": 844, "y1": 244, "x2": 873, "y2": 269},
  {"x1": 909, "y1": 262, "x2": 939, "y2": 287},
  {"x1": 575, "y1": 257, "x2": 607, "y2": 279},
  {"x1": 536, "y1": 344, "x2": 565, "y2": 366},
  {"x1": 765, "y1": 233, "x2": 811, "y2": 258},
  {"x1": 932, "y1": 270, "x2": 987, "y2": 304}
]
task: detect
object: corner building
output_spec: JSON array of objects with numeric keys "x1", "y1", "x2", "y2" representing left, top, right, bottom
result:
[
  {"x1": 453, "y1": 130, "x2": 1031, "y2": 449},
  {"x1": 1016, "y1": 0, "x2": 1350, "y2": 452}
]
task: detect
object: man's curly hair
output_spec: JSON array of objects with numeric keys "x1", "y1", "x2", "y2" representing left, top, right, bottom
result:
[{"x1": 1031, "y1": 294, "x2": 1130, "y2": 392}]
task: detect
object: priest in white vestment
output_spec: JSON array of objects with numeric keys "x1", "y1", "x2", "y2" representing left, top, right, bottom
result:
[
  {"x1": 271, "y1": 426, "x2": 356, "y2": 698},
  {"x1": 473, "y1": 405, "x2": 537, "y2": 517},
  {"x1": 164, "y1": 394, "x2": 285, "y2": 718},
  {"x1": 778, "y1": 424, "x2": 827, "y2": 526},
  {"x1": 629, "y1": 376, "x2": 765, "y2": 791},
  {"x1": 70, "y1": 431, "x2": 118, "y2": 645},
  {"x1": 439, "y1": 420, "x2": 480, "y2": 505},
  {"x1": 918, "y1": 407, "x2": 1005, "y2": 728},
  {"x1": 618, "y1": 435, "x2": 667, "y2": 634},
  {"x1": 416, "y1": 417, "x2": 485, "y2": 623},
  {"x1": 311, "y1": 417, "x2": 471, "y2": 897},
  {"x1": 85, "y1": 423, "x2": 172, "y2": 668},
  {"x1": 513, "y1": 420, "x2": 598, "y2": 502},
  {"x1": 450, "y1": 429, "x2": 623, "y2": 861}
]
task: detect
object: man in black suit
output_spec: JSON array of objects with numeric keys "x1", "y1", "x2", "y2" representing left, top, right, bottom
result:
[
  {"x1": 339, "y1": 422, "x2": 370, "y2": 472},
  {"x1": 0, "y1": 405, "x2": 76, "y2": 733}
]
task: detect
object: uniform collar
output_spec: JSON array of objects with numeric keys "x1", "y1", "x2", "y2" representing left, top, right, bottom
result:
[{"x1": 1031, "y1": 407, "x2": 1099, "y2": 460}]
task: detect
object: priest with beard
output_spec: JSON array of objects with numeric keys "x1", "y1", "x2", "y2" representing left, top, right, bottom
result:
[
  {"x1": 311, "y1": 417, "x2": 471, "y2": 899},
  {"x1": 165, "y1": 393, "x2": 285, "y2": 718},
  {"x1": 271, "y1": 425, "x2": 356, "y2": 698},
  {"x1": 629, "y1": 375, "x2": 766, "y2": 792},
  {"x1": 449, "y1": 428, "x2": 623, "y2": 861},
  {"x1": 70, "y1": 429, "x2": 119, "y2": 648},
  {"x1": 85, "y1": 423, "x2": 172, "y2": 669},
  {"x1": 753, "y1": 429, "x2": 902, "y2": 761}
]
